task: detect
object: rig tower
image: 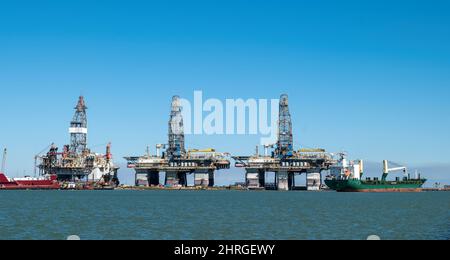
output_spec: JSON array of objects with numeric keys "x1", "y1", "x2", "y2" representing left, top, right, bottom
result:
[
  {"x1": 69, "y1": 96, "x2": 88, "y2": 155},
  {"x1": 125, "y1": 95, "x2": 231, "y2": 188},
  {"x1": 37, "y1": 96, "x2": 119, "y2": 188},
  {"x1": 165, "y1": 96, "x2": 189, "y2": 186},
  {"x1": 233, "y1": 94, "x2": 334, "y2": 191},
  {"x1": 275, "y1": 94, "x2": 294, "y2": 158},
  {"x1": 167, "y1": 96, "x2": 186, "y2": 158}
]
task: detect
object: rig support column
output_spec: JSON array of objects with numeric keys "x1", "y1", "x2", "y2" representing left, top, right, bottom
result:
[
  {"x1": 165, "y1": 171, "x2": 187, "y2": 187},
  {"x1": 208, "y1": 170, "x2": 215, "y2": 187},
  {"x1": 245, "y1": 169, "x2": 265, "y2": 189},
  {"x1": 135, "y1": 170, "x2": 149, "y2": 187},
  {"x1": 194, "y1": 169, "x2": 214, "y2": 187},
  {"x1": 259, "y1": 170, "x2": 266, "y2": 188},
  {"x1": 288, "y1": 173, "x2": 295, "y2": 190},
  {"x1": 135, "y1": 170, "x2": 160, "y2": 187},
  {"x1": 277, "y1": 170, "x2": 289, "y2": 191},
  {"x1": 148, "y1": 171, "x2": 160, "y2": 186},
  {"x1": 307, "y1": 169, "x2": 321, "y2": 191}
]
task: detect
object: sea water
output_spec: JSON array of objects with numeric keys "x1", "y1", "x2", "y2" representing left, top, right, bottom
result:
[{"x1": 0, "y1": 190, "x2": 448, "y2": 240}]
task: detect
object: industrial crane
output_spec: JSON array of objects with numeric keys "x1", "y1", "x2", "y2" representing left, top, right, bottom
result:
[
  {"x1": 1, "y1": 148, "x2": 6, "y2": 173},
  {"x1": 382, "y1": 160, "x2": 408, "y2": 181},
  {"x1": 34, "y1": 143, "x2": 54, "y2": 177}
]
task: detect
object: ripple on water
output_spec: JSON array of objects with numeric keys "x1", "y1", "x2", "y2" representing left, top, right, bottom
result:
[{"x1": 0, "y1": 190, "x2": 448, "y2": 240}]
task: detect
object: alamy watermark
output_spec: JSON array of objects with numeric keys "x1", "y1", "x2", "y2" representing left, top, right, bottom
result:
[{"x1": 178, "y1": 91, "x2": 279, "y2": 145}]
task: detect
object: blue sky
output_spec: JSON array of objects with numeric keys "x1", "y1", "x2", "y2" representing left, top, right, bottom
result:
[{"x1": 0, "y1": 0, "x2": 449, "y2": 184}]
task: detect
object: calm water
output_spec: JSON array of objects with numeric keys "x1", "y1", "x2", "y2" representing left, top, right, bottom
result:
[{"x1": 0, "y1": 190, "x2": 448, "y2": 240}]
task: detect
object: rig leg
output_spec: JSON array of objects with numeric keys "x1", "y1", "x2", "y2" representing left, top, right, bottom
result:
[
  {"x1": 135, "y1": 170, "x2": 150, "y2": 187},
  {"x1": 178, "y1": 172, "x2": 187, "y2": 187},
  {"x1": 277, "y1": 170, "x2": 289, "y2": 191},
  {"x1": 194, "y1": 170, "x2": 213, "y2": 187},
  {"x1": 165, "y1": 171, "x2": 184, "y2": 187},
  {"x1": 208, "y1": 170, "x2": 215, "y2": 187},
  {"x1": 307, "y1": 169, "x2": 321, "y2": 191},
  {"x1": 148, "y1": 171, "x2": 160, "y2": 186},
  {"x1": 246, "y1": 169, "x2": 265, "y2": 189},
  {"x1": 258, "y1": 170, "x2": 266, "y2": 189},
  {"x1": 288, "y1": 173, "x2": 295, "y2": 190}
]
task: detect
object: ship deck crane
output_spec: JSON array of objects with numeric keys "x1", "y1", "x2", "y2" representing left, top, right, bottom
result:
[{"x1": 382, "y1": 160, "x2": 407, "y2": 181}]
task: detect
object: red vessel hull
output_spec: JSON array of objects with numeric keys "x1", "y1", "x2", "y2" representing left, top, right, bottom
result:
[{"x1": 0, "y1": 173, "x2": 60, "y2": 190}]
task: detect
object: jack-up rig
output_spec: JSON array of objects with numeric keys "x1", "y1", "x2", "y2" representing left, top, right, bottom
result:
[
  {"x1": 125, "y1": 96, "x2": 231, "y2": 187},
  {"x1": 233, "y1": 94, "x2": 336, "y2": 191},
  {"x1": 36, "y1": 96, "x2": 120, "y2": 188}
]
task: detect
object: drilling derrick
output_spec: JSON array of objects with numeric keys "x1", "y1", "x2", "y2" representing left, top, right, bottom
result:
[
  {"x1": 125, "y1": 95, "x2": 231, "y2": 188},
  {"x1": 275, "y1": 94, "x2": 294, "y2": 158},
  {"x1": 233, "y1": 94, "x2": 334, "y2": 191},
  {"x1": 37, "y1": 96, "x2": 119, "y2": 189},
  {"x1": 69, "y1": 96, "x2": 88, "y2": 155},
  {"x1": 167, "y1": 96, "x2": 186, "y2": 158}
]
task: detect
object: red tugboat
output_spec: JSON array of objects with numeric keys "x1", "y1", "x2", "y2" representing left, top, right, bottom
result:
[{"x1": 0, "y1": 148, "x2": 60, "y2": 190}]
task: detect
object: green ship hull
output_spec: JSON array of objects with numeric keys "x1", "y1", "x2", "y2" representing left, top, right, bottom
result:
[{"x1": 325, "y1": 178, "x2": 427, "y2": 192}]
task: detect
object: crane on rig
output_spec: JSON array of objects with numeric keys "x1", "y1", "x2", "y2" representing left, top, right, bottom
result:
[
  {"x1": 34, "y1": 143, "x2": 54, "y2": 177},
  {"x1": 382, "y1": 160, "x2": 408, "y2": 181}
]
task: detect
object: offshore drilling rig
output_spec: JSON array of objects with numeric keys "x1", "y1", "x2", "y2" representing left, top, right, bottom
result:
[
  {"x1": 233, "y1": 94, "x2": 335, "y2": 191},
  {"x1": 37, "y1": 96, "x2": 120, "y2": 188},
  {"x1": 125, "y1": 96, "x2": 230, "y2": 187}
]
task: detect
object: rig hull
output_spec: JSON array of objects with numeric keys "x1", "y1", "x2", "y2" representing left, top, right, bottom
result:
[{"x1": 325, "y1": 179, "x2": 426, "y2": 192}]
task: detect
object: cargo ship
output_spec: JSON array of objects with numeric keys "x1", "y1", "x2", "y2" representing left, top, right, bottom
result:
[
  {"x1": 325, "y1": 155, "x2": 426, "y2": 192},
  {"x1": 0, "y1": 148, "x2": 60, "y2": 190},
  {"x1": 0, "y1": 173, "x2": 60, "y2": 190}
]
